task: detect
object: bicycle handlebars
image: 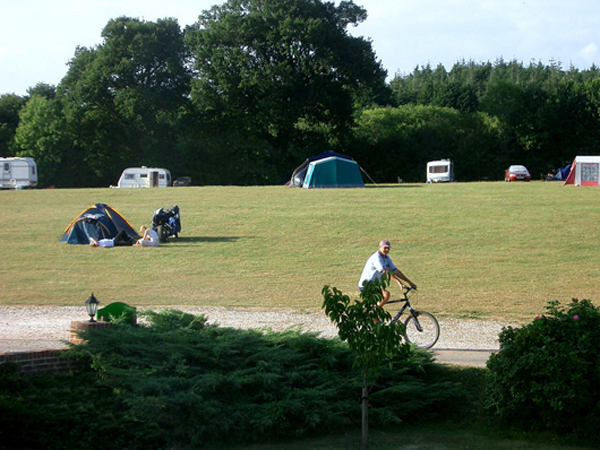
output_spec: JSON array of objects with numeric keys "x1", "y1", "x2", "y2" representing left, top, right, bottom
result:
[{"x1": 396, "y1": 281, "x2": 417, "y2": 293}]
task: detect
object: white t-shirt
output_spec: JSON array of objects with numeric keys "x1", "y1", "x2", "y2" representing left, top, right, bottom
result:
[
  {"x1": 358, "y1": 250, "x2": 397, "y2": 290},
  {"x1": 141, "y1": 228, "x2": 160, "y2": 247}
]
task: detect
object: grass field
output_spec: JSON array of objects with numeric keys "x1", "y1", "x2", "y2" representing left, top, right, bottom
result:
[{"x1": 1, "y1": 182, "x2": 598, "y2": 322}]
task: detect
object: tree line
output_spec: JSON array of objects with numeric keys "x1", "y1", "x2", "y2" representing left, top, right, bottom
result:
[
  {"x1": 378, "y1": 60, "x2": 600, "y2": 182},
  {"x1": 1, "y1": 0, "x2": 600, "y2": 188}
]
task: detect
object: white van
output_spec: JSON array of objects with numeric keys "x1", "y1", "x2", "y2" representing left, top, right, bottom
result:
[
  {"x1": 117, "y1": 167, "x2": 171, "y2": 188},
  {"x1": 0, "y1": 157, "x2": 38, "y2": 189},
  {"x1": 426, "y1": 159, "x2": 454, "y2": 183}
]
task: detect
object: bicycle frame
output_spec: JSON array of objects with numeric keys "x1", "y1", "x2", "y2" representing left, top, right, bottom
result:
[{"x1": 385, "y1": 287, "x2": 422, "y2": 331}]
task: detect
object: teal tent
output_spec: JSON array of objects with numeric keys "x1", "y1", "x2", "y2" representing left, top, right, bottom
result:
[{"x1": 289, "y1": 152, "x2": 365, "y2": 189}]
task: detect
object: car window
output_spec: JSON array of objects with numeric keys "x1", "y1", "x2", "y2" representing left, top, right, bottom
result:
[{"x1": 509, "y1": 165, "x2": 527, "y2": 172}]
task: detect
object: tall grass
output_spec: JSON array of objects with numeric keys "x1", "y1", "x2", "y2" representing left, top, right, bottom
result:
[{"x1": 1, "y1": 182, "x2": 598, "y2": 321}]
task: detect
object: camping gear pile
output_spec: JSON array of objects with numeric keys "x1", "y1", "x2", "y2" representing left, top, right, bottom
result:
[
  {"x1": 152, "y1": 205, "x2": 181, "y2": 243},
  {"x1": 60, "y1": 203, "x2": 183, "y2": 245},
  {"x1": 546, "y1": 164, "x2": 571, "y2": 181}
]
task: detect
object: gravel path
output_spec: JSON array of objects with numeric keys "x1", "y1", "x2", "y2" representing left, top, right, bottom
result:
[{"x1": 0, "y1": 305, "x2": 511, "y2": 354}]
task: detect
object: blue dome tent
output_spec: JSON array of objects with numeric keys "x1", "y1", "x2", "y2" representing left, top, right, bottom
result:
[
  {"x1": 288, "y1": 151, "x2": 365, "y2": 189},
  {"x1": 60, "y1": 203, "x2": 139, "y2": 244}
]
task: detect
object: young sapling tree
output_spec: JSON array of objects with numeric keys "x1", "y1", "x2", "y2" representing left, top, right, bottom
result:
[{"x1": 322, "y1": 274, "x2": 411, "y2": 449}]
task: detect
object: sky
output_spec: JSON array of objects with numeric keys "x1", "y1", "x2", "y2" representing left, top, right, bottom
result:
[{"x1": 1, "y1": 0, "x2": 599, "y2": 96}]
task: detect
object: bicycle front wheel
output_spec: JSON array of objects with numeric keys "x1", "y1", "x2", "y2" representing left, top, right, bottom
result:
[{"x1": 403, "y1": 311, "x2": 439, "y2": 349}]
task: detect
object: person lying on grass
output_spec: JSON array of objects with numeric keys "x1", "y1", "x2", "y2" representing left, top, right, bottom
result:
[{"x1": 89, "y1": 230, "x2": 134, "y2": 247}]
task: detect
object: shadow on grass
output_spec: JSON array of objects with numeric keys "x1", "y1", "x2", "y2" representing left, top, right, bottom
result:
[
  {"x1": 365, "y1": 184, "x2": 424, "y2": 189},
  {"x1": 164, "y1": 236, "x2": 241, "y2": 244}
]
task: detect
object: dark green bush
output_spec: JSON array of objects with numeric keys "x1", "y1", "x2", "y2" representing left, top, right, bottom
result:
[
  {"x1": 486, "y1": 299, "x2": 600, "y2": 439},
  {"x1": 0, "y1": 363, "x2": 163, "y2": 450},
  {"x1": 1, "y1": 309, "x2": 463, "y2": 449}
]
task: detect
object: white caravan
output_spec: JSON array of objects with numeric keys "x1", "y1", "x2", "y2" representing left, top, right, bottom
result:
[
  {"x1": 117, "y1": 167, "x2": 172, "y2": 188},
  {"x1": 0, "y1": 157, "x2": 38, "y2": 189},
  {"x1": 426, "y1": 159, "x2": 454, "y2": 183}
]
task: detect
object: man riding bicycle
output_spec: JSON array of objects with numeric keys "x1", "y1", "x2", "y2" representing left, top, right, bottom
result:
[{"x1": 358, "y1": 240, "x2": 417, "y2": 307}]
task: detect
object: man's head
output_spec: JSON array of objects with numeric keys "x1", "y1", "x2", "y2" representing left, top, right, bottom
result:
[{"x1": 378, "y1": 240, "x2": 391, "y2": 255}]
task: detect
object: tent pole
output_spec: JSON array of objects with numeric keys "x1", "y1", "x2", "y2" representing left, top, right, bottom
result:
[{"x1": 360, "y1": 167, "x2": 379, "y2": 187}]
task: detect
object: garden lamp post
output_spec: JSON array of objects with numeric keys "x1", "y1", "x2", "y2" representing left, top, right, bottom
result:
[{"x1": 85, "y1": 293, "x2": 100, "y2": 322}]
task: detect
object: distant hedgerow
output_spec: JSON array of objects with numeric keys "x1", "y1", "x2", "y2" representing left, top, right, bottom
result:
[{"x1": 486, "y1": 299, "x2": 600, "y2": 440}]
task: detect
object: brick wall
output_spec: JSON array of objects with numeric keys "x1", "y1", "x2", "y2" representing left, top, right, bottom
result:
[
  {"x1": 0, "y1": 320, "x2": 113, "y2": 376},
  {"x1": 0, "y1": 349, "x2": 73, "y2": 375},
  {"x1": 69, "y1": 320, "x2": 112, "y2": 345}
]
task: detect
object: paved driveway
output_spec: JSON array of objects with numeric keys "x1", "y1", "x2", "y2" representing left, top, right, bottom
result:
[{"x1": 433, "y1": 348, "x2": 496, "y2": 368}]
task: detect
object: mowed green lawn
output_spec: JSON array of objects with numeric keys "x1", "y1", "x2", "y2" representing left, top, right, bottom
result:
[{"x1": 1, "y1": 182, "x2": 598, "y2": 322}]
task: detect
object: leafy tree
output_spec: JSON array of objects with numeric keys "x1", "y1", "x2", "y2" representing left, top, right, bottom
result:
[
  {"x1": 351, "y1": 105, "x2": 450, "y2": 182},
  {"x1": 389, "y1": 59, "x2": 600, "y2": 179},
  {"x1": 452, "y1": 110, "x2": 506, "y2": 181},
  {"x1": 187, "y1": 123, "x2": 281, "y2": 185},
  {"x1": 13, "y1": 95, "x2": 80, "y2": 187},
  {"x1": 27, "y1": 82, "x2": 56, "y2": 100},
  {"x1": 185, "y1": 0, "x2": 389, "y2": 182},
  {"x1": 57, "y1": 17, "x2": 192, "y2": 186},
  {"x1": 322, "y1": 275, "x2": 410, "y2": 449},
  {"x1": 532, "y1": 79, "x2": 600, "y2": 173},
  {"x1": 431, "y1": 80, "x2": 479, "y2": 113},
  {"x1": 0, "y1": 94, "x2": 27, "y2": 155},
  {"x1": 351, "y1": 104, "x2": 504, "y2": 182}
]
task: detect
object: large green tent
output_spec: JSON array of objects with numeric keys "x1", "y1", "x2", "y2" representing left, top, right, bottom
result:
[{"x1": 289, "y1": 152, "x2": 364, "y2": 189}]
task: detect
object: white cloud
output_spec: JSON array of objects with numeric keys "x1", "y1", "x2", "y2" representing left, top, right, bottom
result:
[{"x1": 579, "y1": 43, "x2": 598, "y2": 65}]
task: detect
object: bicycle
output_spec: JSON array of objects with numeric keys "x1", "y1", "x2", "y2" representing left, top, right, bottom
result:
[{"x1": 385, "y1": 285, "x2": 440, "y2": 349}]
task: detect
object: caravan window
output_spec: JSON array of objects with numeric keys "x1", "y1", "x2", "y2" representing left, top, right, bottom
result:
[
  {"x1": 429, "y1": 165, "x2": 448, "y2": 174},
  {"x1": 3, "y1": 163, "x2": 8, "y2": 172},
  {"x1": 125, "y1": 173, "x2": 136, "y2": 180},
  {"x1": 140, "y1": 173, "x2": 148, "y2": 178},
  {"x1": 159, "y1": 174, "x2": 165, "y2": 179}
]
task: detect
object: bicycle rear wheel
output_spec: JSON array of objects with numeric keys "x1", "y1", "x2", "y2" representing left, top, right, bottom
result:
[{"x1": 403, "y1": 311, "x2": 439, "y2": 349}]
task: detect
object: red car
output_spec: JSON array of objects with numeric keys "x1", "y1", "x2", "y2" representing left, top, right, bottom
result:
[{"x1": 505, "y1": 165, "x2": 531, "y2": 182}]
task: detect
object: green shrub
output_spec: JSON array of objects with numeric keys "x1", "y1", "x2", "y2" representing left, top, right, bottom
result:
[
  {"x1": 1, "y1": 310, "x2": 463, "y2": 449},
  {"x1": 0, "y1": 364, "x2": 163, "y2": 450},
  {"x1": 140, "y1": 308, "x2": 208, "y2": 331},
  {"x1": 77, "y1": 310, "x2": 464, "y2": 447},
  {"x1": 486, "y1": 299, "x2": 600, "y2": 439}
]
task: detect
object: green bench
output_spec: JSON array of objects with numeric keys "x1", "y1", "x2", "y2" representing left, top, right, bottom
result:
[{"x1": 96, "y1": 302, "x2": 137, "y2": 325}]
